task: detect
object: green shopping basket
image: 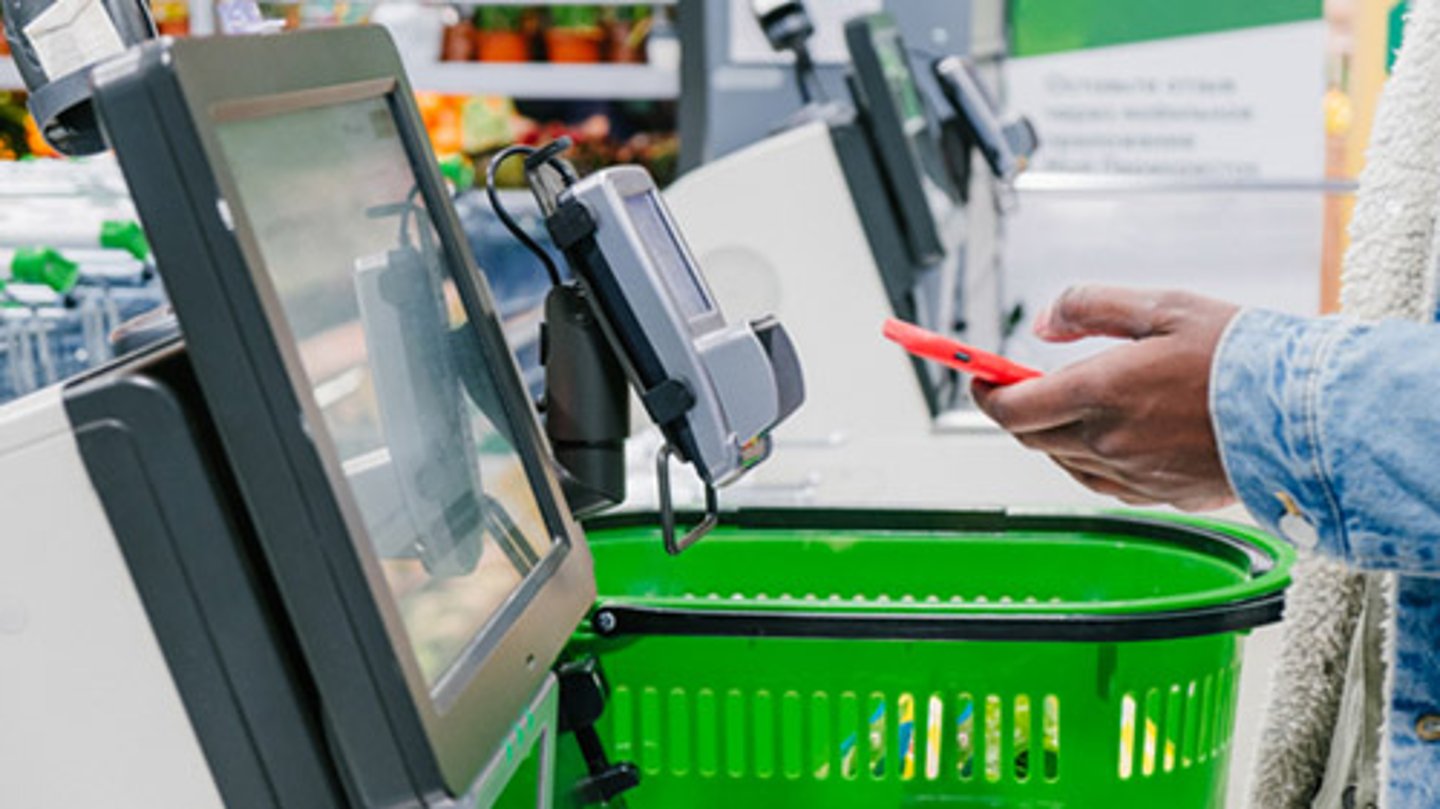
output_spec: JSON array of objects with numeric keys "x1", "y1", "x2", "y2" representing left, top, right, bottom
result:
[{"x1": 567, "y1": 509, "x2": 1294, "y2": 809}]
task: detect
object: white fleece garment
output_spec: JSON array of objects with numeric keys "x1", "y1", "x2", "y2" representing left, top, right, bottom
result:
[{"x1": 1247, "y1": 1, "x2": 1440, "y2": 806}]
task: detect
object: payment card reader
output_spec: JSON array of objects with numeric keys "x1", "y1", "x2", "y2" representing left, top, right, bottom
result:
[
  {"x1": 524, "y1": 148, "x2": 805, "y2": 554},
  {"x1": 933, "y1": 55, "x2": 1039, "y2": 188}
]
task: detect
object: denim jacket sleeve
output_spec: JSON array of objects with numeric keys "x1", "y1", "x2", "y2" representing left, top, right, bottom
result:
[{"x1": 1210, "y1": 308, "x2": 1440, "y2": 575}]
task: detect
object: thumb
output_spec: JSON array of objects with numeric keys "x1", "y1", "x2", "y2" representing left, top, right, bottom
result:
[{"x1": 1034, "y1": 286, "x2": 1170, "y2": 343}]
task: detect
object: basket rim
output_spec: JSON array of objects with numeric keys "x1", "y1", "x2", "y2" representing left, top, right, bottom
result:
[{"x1": 580, "y1": 508, "x2": 1295, "y2": 642}]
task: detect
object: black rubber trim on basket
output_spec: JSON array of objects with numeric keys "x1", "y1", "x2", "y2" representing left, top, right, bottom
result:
[
  {"x1": 583, "y1": 508, "x2": 1278, "y2": 578},
  {"x1": 581, "y1": 508, "x2": 1287, "y2": 642},
  {"x1": 590, "y1": 592, "x2": 1284, "y2": 644}
]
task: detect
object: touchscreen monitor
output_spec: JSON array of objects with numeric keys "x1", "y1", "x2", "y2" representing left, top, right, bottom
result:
[
  {"x1": 213, "y1": 92, "x2": 555, "y2": 693},
  {"x1": 874, "y1": 26, "x2": 928, "y2": 136},
  {"x1": 93, "y1": 28, "x2": 597, "y2": 799},
  {"x1": 845, "y1": 13, "x2": 948, "y2": 267}
]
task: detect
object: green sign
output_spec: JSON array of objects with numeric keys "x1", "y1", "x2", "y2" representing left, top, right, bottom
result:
[{"x1": 1012, "y1": 0, "x2": 1324, "y2": 58}]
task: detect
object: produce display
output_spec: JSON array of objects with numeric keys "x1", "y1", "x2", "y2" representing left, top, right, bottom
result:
[
  {"x1": 416, "y1": 91, "x2": 679, "y2": 188},
  {"x1": 0, "y1": 93, "x2": 60, "y2": 160}
]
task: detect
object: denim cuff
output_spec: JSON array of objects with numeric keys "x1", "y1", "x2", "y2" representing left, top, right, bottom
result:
[{"x1": 1210, "y1": 308, "x2": 1353, "y2": 560}]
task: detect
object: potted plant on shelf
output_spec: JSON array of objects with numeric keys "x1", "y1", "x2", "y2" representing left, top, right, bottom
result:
[
  {"x1": 545, "y1": 5, "x2": 604, "y2": 64},
  {"x1": 603, "y1": 6, "x2": 652, "y2": 64},
  {"x1": 440, "y1": 6, "x2": 476, "y2": 62},
  {"x1": 475, "y1": 6, "x2": 531, "y2": 63}
]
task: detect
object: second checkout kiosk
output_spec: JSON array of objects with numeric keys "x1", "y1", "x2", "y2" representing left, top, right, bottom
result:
[{"x1": 665, "y1": 10, "x2": 1062, "y2": 509}]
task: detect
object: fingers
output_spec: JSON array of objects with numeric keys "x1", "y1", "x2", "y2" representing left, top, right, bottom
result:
[
  {"x1": 971, "y1": 360, "x2": 1104, "y2": 433},
  {"x1": 972, "y1": 377, "x2": 1082, "y2": 433},
  {"x1": 1035, "y1": 285, "x2": 1174, "y2": 343}
]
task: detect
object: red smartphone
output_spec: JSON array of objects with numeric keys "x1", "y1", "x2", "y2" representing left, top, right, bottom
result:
[{"x1": 882, "y1": 318, "x2": 1042, "y2": 386}]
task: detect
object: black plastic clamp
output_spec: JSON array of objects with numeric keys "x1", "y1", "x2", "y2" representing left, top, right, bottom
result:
[
  {"x1": 557, "y1": 657, "x2": 640, "y2": 805},
  {"x1": 546, "y1": 201, "x2": 599, "y2": 252},
  {"x1": 639, "y1": 378, "x2": 695, "y2": 428}
]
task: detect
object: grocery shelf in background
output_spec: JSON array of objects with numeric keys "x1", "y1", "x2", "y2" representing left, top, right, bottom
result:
[
  {"x1": 2, "y1": 2, "x2": 682, "y2": 91},
  {"x1": 408, "y1": 61, "x2": 677, "y2": 99},
  {"x1": 1, "y1": 51, "x2": 679, "y2": 100},
  {"x1": 423, "y1": 3, "x2": 681, "y2": 98}
]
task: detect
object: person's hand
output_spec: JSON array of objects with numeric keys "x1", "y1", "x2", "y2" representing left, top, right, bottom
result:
[{"x1": 971, "y1": 286, "x2": 1241, "y2": 512}]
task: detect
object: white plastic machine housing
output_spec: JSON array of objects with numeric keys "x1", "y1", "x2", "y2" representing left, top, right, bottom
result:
[
  {"x1": 0, "y1": 360, "x2": 563, "y2": 809},
  {"x1": 0, "y1": 387, "x2": 225, "y2": 809},
  {"x1": 667, "y1": 121, "x2": 929, "y2": 442}
]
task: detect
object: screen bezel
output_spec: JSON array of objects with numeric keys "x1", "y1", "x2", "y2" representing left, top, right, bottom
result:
[
  {"x1": 94, "y1": 28, "x2": 596, "y2": 800},
  {"x1": 845, "y1": 13, "x2": 948, "y2": 267}
]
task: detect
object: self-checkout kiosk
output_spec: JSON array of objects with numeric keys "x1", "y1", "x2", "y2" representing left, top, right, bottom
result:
[
  {"x1": 672, "y1": 6, "x2": 1031, "y2": 411},
  {"x1": 662, "y1": 10, "x2": 1070, "y2": 509},
  {"x1": 0, "y1": 25, "x2": 803, "y2": 808},
  {"x1": 0, "y1": 17, "x2": 1305, "y2": 809}
]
